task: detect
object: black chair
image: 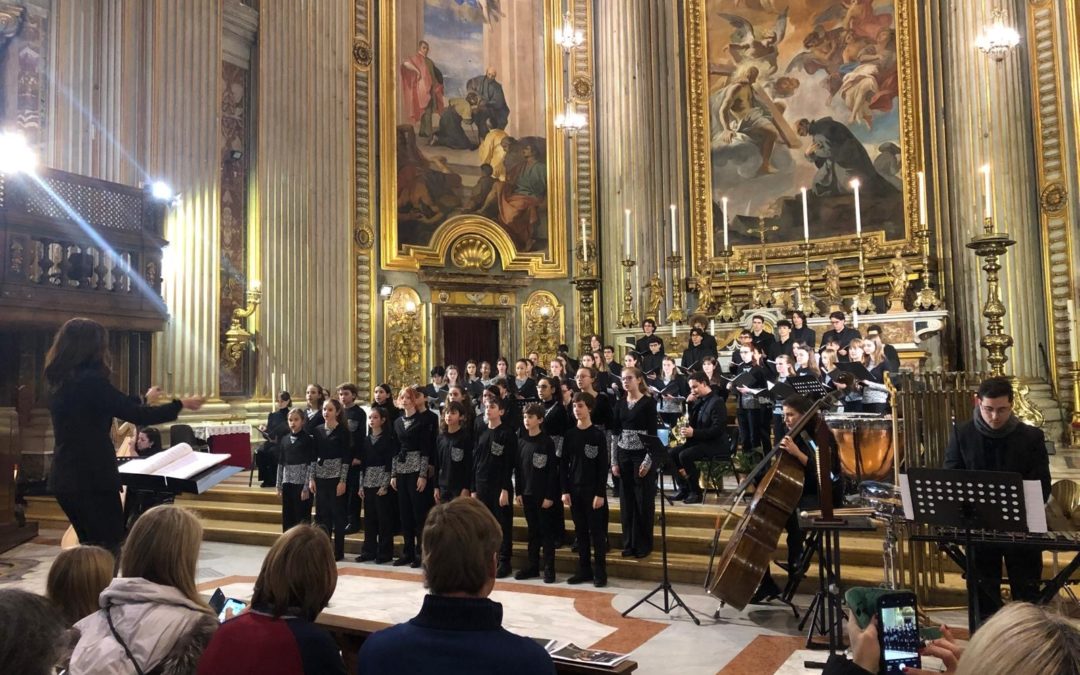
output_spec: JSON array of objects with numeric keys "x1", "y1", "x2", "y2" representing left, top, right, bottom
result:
[
  {"x1": 698, "y1": 433, "x2": 739, "y2": 503},
  {"x1": 169, "y1": 424, "x2": 208, "y2": 451}
]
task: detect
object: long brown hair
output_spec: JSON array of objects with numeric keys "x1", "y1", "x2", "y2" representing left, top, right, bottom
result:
[
  {"x1": 120, "y1": 506, "x2": 210, "y2": 612},
  {"x1": 43, "y1": 318, "x2": 111, "y2": 388},
  {"x1": 46, "y1": 545, "x2": 115, "y2": 625},
  {"x1": 251, "y1": 525, "x2": 337, "y2": 621}
]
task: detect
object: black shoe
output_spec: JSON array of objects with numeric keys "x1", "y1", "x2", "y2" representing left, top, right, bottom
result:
[
  {"x1": 496, "y1": 562, "x2": 512, "y2": 579},
  {"x1": 514, "y1": 567, "x2": 540, "y2": 580},
  {"x1": 544, "y1": 570, "x2": 556, "y2": 584},
  {"x1": 344, "y1": 524, "x2": 361, "y2": 535},
  {"x1": 374, "y1": 556, "x2": 392, "y2": 564},
  {"x1": 410, "y1": 559, "x2": 422, "y2": 569},
  {"x1": 334, "y1": 554, "x2": 345, "y2": 562},
  {"x1": 683, "y1": 492, "x2": 703, "y2": 505},
  {"x1": 593, "y1": 570, "x2": 607, "y2": 587},
  {"x1": 392, "y1": 556, "x2": 415, "y2": 567},
  {"x1": 672, "y1": 488, "x2": 689, "y2": 501},
  {"x1": 749, "y1": 579, "x2": 782, "y2": 604},
  {"x1": 570, "y1": 542, "x2": 579, "y2": 553},
  {"x1": 260, "y1": 482, "x2": 276, "y2": 488},
  {"x1": 355, "y1": 553, "x2": 376, "y2": 563},
  {"x1": 621, "y1": 548, "x2": 635, "y2": 558},
  {"x1": 566, "y1": 570, "x2": 593, "y2": 585},
  {"x1": 634, "y1": 549, "x2": 651, "y2": 559}
]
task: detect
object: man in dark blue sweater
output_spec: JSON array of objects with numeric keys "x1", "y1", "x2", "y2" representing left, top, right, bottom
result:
[{"x1": 357, "y1": 498, "x2": 555, "y2": 675}]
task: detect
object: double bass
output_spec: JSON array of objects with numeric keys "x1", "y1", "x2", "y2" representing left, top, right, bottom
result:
[{"x1": 707, "y1": 391, "x2": 841, "y2": 610}]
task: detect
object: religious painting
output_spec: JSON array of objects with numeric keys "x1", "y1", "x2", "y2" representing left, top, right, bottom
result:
[
  {"x1": 684, "y1": 0, "x2": 926, "y2": 267},
  {"x1": 379, "y1": 0, "x2": 569, "y2": 277}
]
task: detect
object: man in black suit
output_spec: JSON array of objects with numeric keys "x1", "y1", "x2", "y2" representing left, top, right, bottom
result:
[
  {"x1": 640, "y1": 337, "x2": 664, "y2": 378},
  {"x1": 818, "y1": 311, "x2": 861, "y2": 360},
  {"x1": 671, "y1": 372, "x2": 730, "y2": 504},
  {"x1": 749, "y1": 315, "x2": 775, "y2": 352},
  {"x1": 944, "y1": 376, "x2": 1051, "y2": 622},
  {"x1": 255, "y1": 391, "x2": 292, "y2": 487}
]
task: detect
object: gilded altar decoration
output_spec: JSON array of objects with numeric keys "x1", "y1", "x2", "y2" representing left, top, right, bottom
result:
[
  {"x1": 694, "y1": 262, "x2": 716, "y2": 314},
  {"x1": 376, "y1": 0, "x2": 589, "y2": 278},
  {"x1": 353, "y1": 39, "x2": 372, "y2": 68},
  {"x1": 384, "y1": 286, "x2": 426, "y2": 388},
  {"x1": 823, "y1": 256, "x2": 842, "y2": 309},
  {"x1": 522, "y1": 290, "x2": 563, "y2": 369},
  {"x1": 683, "y1": 0, "x2": 927, "y2": 271},
  {"x1": 223, "y1": 281, "x2": 262, "y2": 368},
  {"x1": 450, "y1": 234, "x2": 496, "y2": 271},
  {"x1": 646, "y1": 272, "x2": 665, "y2": 321},
  {"x1": 886, "y1": 251, "x2": 908, "y2": 313}
]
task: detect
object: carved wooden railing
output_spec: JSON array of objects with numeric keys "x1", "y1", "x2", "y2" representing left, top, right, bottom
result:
[{"x1": 0, "y1": 167, "x2": 168, "y2": 331}]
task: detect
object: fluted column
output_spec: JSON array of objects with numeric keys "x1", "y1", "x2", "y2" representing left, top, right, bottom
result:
[
  {"x1": 938, "y1": 0, "x2": 1046, "y2": 377},
  {"x1": 595, "y1": 0, "x2": 686, "y2": 334},
  {"x1": 147, "y1": 0, "x2": 222, "y2": 397},
  {"x1": 257, "y1": 0, "x2": 355, "y2": 392}
]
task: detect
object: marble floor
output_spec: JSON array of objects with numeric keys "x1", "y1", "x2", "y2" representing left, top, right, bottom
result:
[{"x1": 0, "y1": 527, "x2": 928, "y2": 675}]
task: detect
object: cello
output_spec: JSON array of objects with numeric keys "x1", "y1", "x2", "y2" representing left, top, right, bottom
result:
[{"x1": 707, "y1": 390, "x2": 841, "y2": 610}]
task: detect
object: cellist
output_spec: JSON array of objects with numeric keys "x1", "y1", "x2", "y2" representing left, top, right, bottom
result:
[{"x1": 750, "y1": 394, "x2": 842, "y2": 603}]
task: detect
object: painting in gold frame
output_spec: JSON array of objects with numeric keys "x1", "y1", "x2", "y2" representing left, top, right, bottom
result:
[
  {"x1": 683, "y1": 0, "x2": 927, "y2": 270},
  {"x1": 378, "y1": 0, "x2": 569, "y2": 278}
]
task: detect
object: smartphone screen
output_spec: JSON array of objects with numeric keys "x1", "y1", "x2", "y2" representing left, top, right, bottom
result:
[
  {"x1": 878, "y1": 593, "x2": 921, "y2": 674},
  {"x1": 217, "y1": 598, "x2": 248, "y2": 623},
  {"x1": 208, "y1": 588, "x2": 226, "y2": 616}
]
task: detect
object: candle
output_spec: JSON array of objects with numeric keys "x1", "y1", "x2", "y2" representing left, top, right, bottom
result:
[
  {"x1": 282, "y1": 374, "x2": 287, "y2": 393},
  {"x1": 721, "y1": 197, "x2": 729, "y2": 250},
  {"x1": 580, "y1": 218, "x2": 588, "y2": 264},
  {"x1": 851, "y1": 179, "x2": 862, "y2": 236},
  {"x1": 917, "y1": 171, "x2": 927, "y2": 226},
  {"x1": 800, "y1": 187, "x2": 809, "y2": 242},
  {"x1": 670, "y1": 204, "x2": 678, "y2": 253},
  {"x1": 709, "y1": 319, "x2": 716, "y2": 335},
  {"x1": 980, "y1": 165, "x2": 992, "y2": 219},
  {"x1": 624, "y1": 209, "x2": 631, "y2": 258},
  {"x1": 1069, "y1": 299, "x2": 1079, "y2": 362},
  {"x1": 271, "y1": 371, "x2": 276, "y2": 394},
  {"x1": 672, "y1": 321, "x2": 677, "y2": 338}
]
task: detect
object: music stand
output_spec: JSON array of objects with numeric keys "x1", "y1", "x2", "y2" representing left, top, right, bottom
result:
[
  {"x1": 622, "y1": 434, "x2": 701, "y2": 625},
  {"x1": 789, "y1": 376, "x2": 830, "y2": 399},
  {"x1": 901, "y1": 467, "x2": 1028, "y2": 632}
]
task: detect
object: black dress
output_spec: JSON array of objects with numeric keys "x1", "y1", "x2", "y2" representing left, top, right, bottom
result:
[{"x1": 612, "y1": 394, "x2": 658, "y2": 557}]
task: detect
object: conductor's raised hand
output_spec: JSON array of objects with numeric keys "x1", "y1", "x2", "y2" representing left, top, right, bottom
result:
[{"x1": 181, "y1": 396, "x2": 205, "y2": 411}]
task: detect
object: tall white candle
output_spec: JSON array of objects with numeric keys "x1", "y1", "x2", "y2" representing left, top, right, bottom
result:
[
  {"x1": 624, "y1": 209, "x2": 631, "y2": 258},
  {"x1": 1068, "y1": 299, "x2": 1079, "y2": 362},
  {"x1": 917, "y1": 171, "x2": 927, "y2": 226},
  {"x1": 721, "y1": 197, "x2": 729, "y2": 250},
  {"x1": 709, "y1": 319, "x2": 716, "y2": 335},
  {"x1": 981, "y1": 165, "x2": 992, "y2": 219},
  {"x1": 272, "y1": 371, "x2": 276, "y2": 394},
  {"x1": 672, "y1": 320, "x2": 677, "y2": 338},
  {"x1": 851, "y1": 179, "x2": 862, "y2": 236},
  {"x1": 800, "y1": 187, "x2": 810, "y2": 242},
  {"x1": 282, "y1": 374, "x2": 287, "y2": 393},
  {"x1": 670, "y1": 204, "x2": 678, "y2": 253},
  {"x1": 580, "y1": 218, "x2": 588, "y2": 264}
]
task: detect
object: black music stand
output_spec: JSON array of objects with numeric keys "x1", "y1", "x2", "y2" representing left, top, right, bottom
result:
[
  {"x1": 902, "y1": 468, "x2": 1028, "y2": 632},
  {"x1": 622, "y1": 435, "x2": 701, "y2": 625},
  {"x1": 790, "y1": 376, "x2": 830, "y2": 399}
]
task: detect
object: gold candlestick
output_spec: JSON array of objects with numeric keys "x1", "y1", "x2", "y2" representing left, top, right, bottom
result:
[
  {"x1": 666, "y1": 254, "x2": 686, "y2": 325},
  {"x1": 619, "y1": 258, "x2": 639, "y2": 328},
  {"x1": 913, "y1": 225, "x2": 941, "y2": 310},
  {"x1": 966, "y1": 217, "x2": 1044, "y2": 426},
  {"x1": 851, "y1": 235, "x2": 875, "y2": 314},
  {"x1": 1069, "y1": 361, "x2": 1080, "y2": 447},
  {"x1": 798, "y1": 242, "x2": 817, "y2": 316},
  {"x1": 715, "y1": 249, "x2": 738, "y2": 322},
  {"x1": 747, "y1": 217, "x2": 778, "y2": 309},
  {"x1": 573, "y1": 274, "x2": 599, "y2": 346}
]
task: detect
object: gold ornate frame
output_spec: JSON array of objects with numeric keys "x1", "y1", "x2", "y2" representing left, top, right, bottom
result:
[
  {"x1": 522, "y1": 290, "x2": 565, "y2": 368},
  {"x1": 683, "y1": 0, "x2": 929, "y2": 272},
  {"x1": 376, "y1": 0, "x2": 575, "y2": 278},
  {"x1": 383, "y1": 286, "x2": 426, "y2": 388}
]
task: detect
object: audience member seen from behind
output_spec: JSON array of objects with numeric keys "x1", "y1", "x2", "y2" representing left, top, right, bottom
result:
[
  {"x1": 828, "y1": 602, "x2": 1080, "y2": 675},
  {"x1": 68, "y1": 505, "x2": 217, "y2": 675},
  {"x1": 46, "y1": 544, "x2": 115, "y2": 625},
  {"x1": 197, "y1": 525, "x2": 346, "y2": 675},
  {"x1": 0, "y1": 588, "x2": 77, "y2": 675},
  {"x1": 357, "y1": 498, "x2": 555, "y2": 675}
]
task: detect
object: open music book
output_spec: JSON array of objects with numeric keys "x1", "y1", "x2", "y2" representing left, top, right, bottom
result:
[
  {"x1": 119, "y1": 443, "x2": 231, "y2": 480},
  {"x1": 531, "y1": 638, "x2": 629, "y2": 667}
]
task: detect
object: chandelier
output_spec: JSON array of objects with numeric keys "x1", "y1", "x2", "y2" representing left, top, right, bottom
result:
[
  {"x1": 976, "y1": 8, "x2": 1020, "y2": 61},
  {"x1": 555, "y1": 103, "x2": 587, "y2": 134},
  {"x1": 554, "y1": 12, "x2": 583, "y2": 51}
]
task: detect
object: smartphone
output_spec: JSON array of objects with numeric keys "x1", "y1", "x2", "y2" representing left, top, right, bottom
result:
[
  {"x1": 876, "y1": 591, "x2": 921, "y2": 674},
  {"x1": 208, "y1": 587, "x2": 247, "y2": 622}
]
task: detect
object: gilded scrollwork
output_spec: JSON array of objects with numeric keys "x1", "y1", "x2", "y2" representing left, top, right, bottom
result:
[
  {"x1": 522, "y1": 291, "x2": 563, "y2": 371},
  {"x1": 450, "y1": 235, "x2": 496, "y2": 271},
  {"x1": 384, "y1": 286, "x2": 425, "y2": 388}
]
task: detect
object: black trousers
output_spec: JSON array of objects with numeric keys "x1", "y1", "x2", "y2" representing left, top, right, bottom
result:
[
  {"x1": 396, "y1": 472, "x2": 434, "y2": 559},
  {"x1": 56, "y1": 490, "x2": 125, "y2": 557},
  {"x1": 617, "y1": 455, "x2": 656, "y2": 555},
  {"x1": 255, "y1": 443, "x2": 279, "y2": 485},
  {"x1": 478, "y1": 486, "x2": 514, "y2": 565},
  {"x1": 672, "y1": 439, "x2": 730, "y2": 494},
  {"x1": 521, "y1": 495, "x2": 557, "y2": 572},
  {"x1": 346, "y1": 464, "x2": 362, "y2": 527},
  {"x1": 569, "y1": 490, "x2": 608, "y2": 572},
  {"x1": 314, "y1": 478, "x2": 348, "y2": 559},
  {"x1": 280, "y1": 483, "x2": 311, "y2": 532},
  {"x1": 361, "y1": 487, "x2": 395, "y2": 560},
  {"x1": 737, "y1": 408, "x2": 766, "y2": 455},
  {"x1": 973, "y1": 544, "x2": 1042, "y2": 621}
]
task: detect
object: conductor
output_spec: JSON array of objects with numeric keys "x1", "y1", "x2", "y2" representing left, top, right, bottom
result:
[{"x1": 44, "y1": 318, "x2": 204, "y2": 555}]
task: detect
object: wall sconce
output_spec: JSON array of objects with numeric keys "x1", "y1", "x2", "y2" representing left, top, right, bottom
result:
[
  {"x1": 224, "y1": 279, "x2": 262, "y2": 366},
  {"x1": 554, "y1": 11, "x2": 583, "y2": 51},
  {"x1": 976, "y1": 8, "x2": 1020, "y2": 61}
]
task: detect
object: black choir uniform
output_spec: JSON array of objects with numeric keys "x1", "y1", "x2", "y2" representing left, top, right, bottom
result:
[
  {"x1": 562, "y1": 423, "x2": 610, "y2": 584},
  {"x1": 421, "y1": 382, "x2": 449, "y2": 401},
  {"x1": 585, "y1": 391, "x2": 613, "y2": 432},
  {"x1": 671, "y1": 388, "x2": 729, "y2": 499},
  {"x1": 733, "y1": 361, "x2": 769, "y2": 455},
  {"x1": 687, "y1": 331, "x2": 718, "y2": 353},
  {"x1": 607, "y1": 360, "x2": 621, "y2": 378},
  {"x1": 767, "y1": 337, "x2": 795, "y2": 363},
  {"x1": 435, "y1": 426, "x2": 473, "y2": 501},
  {"x1": 791, "y1": 325, "x2": 816, "y2": 348},
  {"x1": 640, "y1": 350, "x2": 665, "y2": 379},
  {"x1": 392, "y1": 412, "x2": 436, "y2": 565},
  {"x1": 515, "y1": 430, "x2": 561, "y2": 580},
  {"x1": 653, "y1": 374, "x2": 689, "y2": 428},
  {"x1": 542, "y1": 398, "x2": 571, "y2": 542},
  {"x1": 635, "y1": 333, "x2": 663, "y2": 356},
  {"x1": 343, "y1": 404, "x2": 368, "y2": 532},
  {"x1": 303, "y1": 406, "x2": 325, "y2": 434},
  {"x1": 257, "y1": 405, "x2": 291, "y2": 486},
  {"x1": 473, "y1": 421, "x2": 518, "y2": 573},
  {"x1": 612, "y1": 394, "x2": 659, "y2": 557},
  {"x1": 512, "y1": 377, "x2": 539, "y2": 401},
  {"x1": 750, "y1": 330, "x2": 775, "y2": 352},
  {"x1": 277, "y1": 428, "x2": 316, "y2": 531},
  {"x1": 501, "y1": 395, "x2": 523, "y2": 433},
  {"x1": 818, "y1": 326, "x2": 861, "y2": 359},
  {"x1": 313, "y1": 422, "x2": 352, "y2": 559},
  {"x1": 358, "y1": 430, "x2": 397, "y2": 563},
  {"x1": 681, "y1": 342, "x2": 716, "y2": 371},
  {"x1": 466, "y1": 378, "x2": 486, "y2": 400}
]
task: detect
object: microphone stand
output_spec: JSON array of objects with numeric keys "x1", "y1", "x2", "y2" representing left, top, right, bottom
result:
[{"x1": 621, "y1": 434, "x2": 701, "y2": 625}]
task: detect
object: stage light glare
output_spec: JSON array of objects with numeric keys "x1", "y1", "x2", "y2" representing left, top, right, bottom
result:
[
  {"x1": 150, "y1": 180, "x2": 174, "y2": 202},
  {"x1": 379, "y1": 284, "x2": 393, "y2": 298},
  {"x1": 0, "y1": 132, "x2": 38, "y2": 175}
]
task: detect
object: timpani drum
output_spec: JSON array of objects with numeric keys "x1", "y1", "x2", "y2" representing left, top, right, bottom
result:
[{"x1": 825, "y1": 412, "x2": 894, "y2": 482}]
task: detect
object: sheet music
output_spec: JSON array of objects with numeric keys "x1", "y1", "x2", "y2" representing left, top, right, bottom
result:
[
  {"x1": 120, "y1": 443, "x2": 231, "y2": 480},
  {"x1": 1024, "y1": 480, "x2": 1048, "y2": 533},
  {"x1": 899, "y1": 473, "x2": 914, "y2": 520}
]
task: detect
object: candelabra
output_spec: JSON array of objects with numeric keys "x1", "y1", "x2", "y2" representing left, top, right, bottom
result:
[
  {"x1": 966, "y1": 217, "x2": 1044, "y2": 426},
  {"x1": 572, "y1": 273, "x2": 600, "y2": 342},
  {"x1": 666, "y1": 254, "x2": 686, "y2": 325},
  {"x1": 1070, "y1": 362, "x2": 1080, "y2": 447},
  {"x1": 715, "y1": 249, "x2": 738, "y2": 322},
  {"x1": 914, "y1": 224, "x2": 941, "y2": 310},
  {"x1": 851, "y1": 236, "x2": 875, "y2": 314},
  {"x1": 797, "y1": 242, "x2": 818, "y2": 316},
  {"x1": 619, "y1": 258, "x2": 639, "y2": 328},
  {"x1": 224, "y1": 280, "x2": 262, "y2": 367}
]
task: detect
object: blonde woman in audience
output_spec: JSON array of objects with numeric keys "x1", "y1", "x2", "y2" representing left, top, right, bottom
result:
[
  {"x1": 46, "y1": 544, "x2": 115, "y2": 625},
  {"x1": 68, "y1": 505, "x2": 216, "y2": 675}
]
